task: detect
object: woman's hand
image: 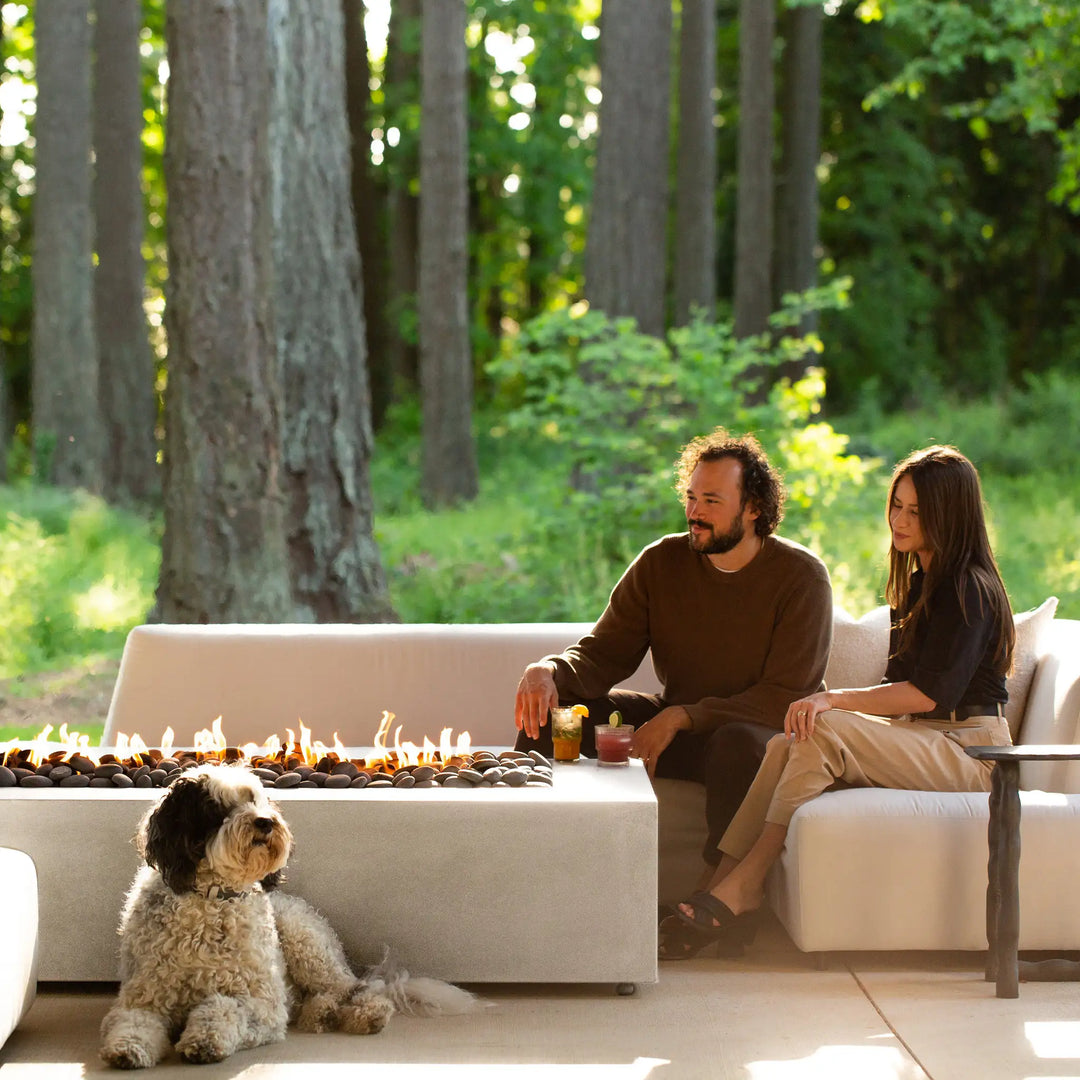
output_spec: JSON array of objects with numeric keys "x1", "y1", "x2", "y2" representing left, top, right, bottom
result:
[{"x1": 784, "y1": 691, "x2": 833, "y2": 742}]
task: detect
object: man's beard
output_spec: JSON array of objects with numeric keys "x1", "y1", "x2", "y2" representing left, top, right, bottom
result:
[{"x1": 688, "y1": 516, "x2": 746, "y2": 555}]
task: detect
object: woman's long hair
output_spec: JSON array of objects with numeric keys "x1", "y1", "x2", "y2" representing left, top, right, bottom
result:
[{"x1": 885, "y1": 445, "x2": 1014, "y2": 674}]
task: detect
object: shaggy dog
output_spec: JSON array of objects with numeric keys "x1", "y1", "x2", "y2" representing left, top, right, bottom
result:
[{"x1": 100, "y1": 763, "x2": 474, "y2": 1069}]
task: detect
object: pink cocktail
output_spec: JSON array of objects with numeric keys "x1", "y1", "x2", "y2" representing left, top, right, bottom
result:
[{"x1": 594, "y1": 723, "x2": 634, "y2": 766}]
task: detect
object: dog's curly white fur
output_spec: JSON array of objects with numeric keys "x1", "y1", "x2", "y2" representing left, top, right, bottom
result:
[{"x1": 100, "y1": 763, "x2": 472, "y2": 1069}]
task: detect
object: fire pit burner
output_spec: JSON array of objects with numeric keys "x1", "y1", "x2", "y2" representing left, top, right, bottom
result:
[
  {"x1": 0, "y1": 716, "x2": 553, "y2": 792},
  {"x1": 0, "y1": 748, "x2": 553, "y2": 791}
]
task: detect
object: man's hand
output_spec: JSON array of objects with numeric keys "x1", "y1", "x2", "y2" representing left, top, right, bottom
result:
[
  {"x1": 631, "y1": 706, "x2": 691, "y2": 778},
  {"x1": 514, "y1": 662, "x2": 559, "y2": 740}
]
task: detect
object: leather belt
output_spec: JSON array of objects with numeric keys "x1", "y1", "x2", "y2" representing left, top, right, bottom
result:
[{"x1": 914, "y1": 703, "x2": 1005, "y2": 721}]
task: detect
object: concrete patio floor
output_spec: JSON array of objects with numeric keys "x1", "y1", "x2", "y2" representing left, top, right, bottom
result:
[{"x1": 3, "y1": 912, "x2": 1078, "y2": 1080}]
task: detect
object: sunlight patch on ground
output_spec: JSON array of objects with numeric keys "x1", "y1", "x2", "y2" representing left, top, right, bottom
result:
[
  {"x1": 0, "y1": 1065, "x2": 85, "y2": 1079},
  {"x1": 236, "y1": 1060, "x2": 669, "y2": 1079},
  {"x1": 747, "y1": 1045, "x2": 917, "y2": 1080},
  {"x1": 1026, "y1": 1020, "x2": 1080, "y2": 1059}
]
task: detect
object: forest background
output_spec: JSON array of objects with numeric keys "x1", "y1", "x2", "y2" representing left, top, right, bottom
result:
[{"x1": 1, "y1": 0, "x2": 1079, "y2": 741}]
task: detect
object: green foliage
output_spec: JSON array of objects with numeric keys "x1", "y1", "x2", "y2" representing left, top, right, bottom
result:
[
  {"x1": 486, "y1": 284, "x2": 871, "y2": 534},
  {"x1": 863, "y1": 0, "x2": 1080, "y2": 210},
  {"x1": 0, "y1": 484, "x2": 160, "y2": 678},
  {"x1": 815, "y1": 4, "x2": 1080, "y2": 410}
]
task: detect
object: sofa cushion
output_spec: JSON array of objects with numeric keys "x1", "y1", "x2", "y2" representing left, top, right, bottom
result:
[
  {"x1": 1006, "y1": 596, "x2": 1059, "y2": 738},
  {"x1": 824, "y1": 606, "x2": 891, "y2": 692}
]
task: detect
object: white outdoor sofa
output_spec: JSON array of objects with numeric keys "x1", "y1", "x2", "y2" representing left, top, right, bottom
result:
[
  {"x1": 96, "y1": 596, "x2": 1080, "y2": 957},
  {"x1": 4, "y1": 597, "x2": 1078, "y2": 992}
]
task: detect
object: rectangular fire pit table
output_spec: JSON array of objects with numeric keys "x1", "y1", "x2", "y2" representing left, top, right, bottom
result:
[{"x1": 0, "y1": 754, "x2": 658, "y2": 991}]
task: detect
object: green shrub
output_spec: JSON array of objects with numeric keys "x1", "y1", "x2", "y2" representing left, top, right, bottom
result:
[{"x1": 0, "y1": 485, "x2": 160, "y2": 678}]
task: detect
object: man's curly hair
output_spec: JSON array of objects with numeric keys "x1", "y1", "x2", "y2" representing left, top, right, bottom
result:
[{"x1": 673, "y1": 429, "x2": 785, "y2": 538}]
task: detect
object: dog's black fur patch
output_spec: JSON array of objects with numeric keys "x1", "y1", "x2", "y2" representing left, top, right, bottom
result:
[{"x1": 140, "y1": 774, "x2": 228, "y2": 894}]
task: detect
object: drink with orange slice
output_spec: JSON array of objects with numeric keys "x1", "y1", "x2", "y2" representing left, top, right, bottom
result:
[{"x1": 550, "y1": 704, "x2": 588, "y2": 762}]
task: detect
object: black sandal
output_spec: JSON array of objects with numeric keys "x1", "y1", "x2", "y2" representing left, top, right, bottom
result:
[
  {"x1": 674, "y1": 891, "x2": 759, "y2": 946},
  {"x1": 658, "y1": 913, "x2": 716, "y2": 960}
]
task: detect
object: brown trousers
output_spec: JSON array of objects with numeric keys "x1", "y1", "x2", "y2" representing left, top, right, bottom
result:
[{"x1": 718, "y1": 709, "x2": 1013, "y2": 861}]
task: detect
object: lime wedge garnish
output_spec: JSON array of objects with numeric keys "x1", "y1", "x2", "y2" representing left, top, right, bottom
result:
[{"x1": 608, "y1": 710, "x2": 622, "y2": 727}]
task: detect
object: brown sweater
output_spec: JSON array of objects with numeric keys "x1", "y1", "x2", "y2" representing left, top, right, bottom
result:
[{"x1": 548, "y1": 533, "x2": 833, "y2": 735}]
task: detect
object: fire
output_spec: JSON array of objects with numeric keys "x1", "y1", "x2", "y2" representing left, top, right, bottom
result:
[{"x1": 1, "y1": 713, "x2": 474, "y2": 776}]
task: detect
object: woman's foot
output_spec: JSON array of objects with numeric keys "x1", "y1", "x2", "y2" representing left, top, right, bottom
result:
[
  {"x1": 658, "y1": 910, "x2": 750, "y2": 960},
  {"x1": 677, "y1": 885, "x2": 761, "y2": 927},
  {"x1": 673, "y1": 890, "x2": 760, "y2": 946}
]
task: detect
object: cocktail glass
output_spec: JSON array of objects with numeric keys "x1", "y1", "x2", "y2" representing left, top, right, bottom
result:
[
  {"x1": 594, "y1": 723, "x2": 634, "y2": 766},
  {"x1": 550, "y1": 705, "x2": 584, "y2": 762}
]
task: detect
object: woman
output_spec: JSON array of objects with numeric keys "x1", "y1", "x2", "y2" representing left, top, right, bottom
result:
[{"x1": 660, "y1": 445, "x2": 1015, "y2": 958}]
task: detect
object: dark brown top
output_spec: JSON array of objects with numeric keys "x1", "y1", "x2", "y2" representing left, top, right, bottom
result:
[{"x1": 546, "y1": 533, "x2": 833, "y2": 735}]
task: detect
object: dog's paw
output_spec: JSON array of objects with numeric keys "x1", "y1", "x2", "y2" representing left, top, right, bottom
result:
[
  {"x1": 337, "y1": 990, "x2": 394, "y2": 1035},
  {"x1": 176, "y1": 1028, "x2": 231, "y2": 1065},
  {"x1": 101, "y1": 1039, "x2": 158, "y2": 1071},
  {"x1": 295, "y1": 992, "x2": 342, "y2": 1034}
]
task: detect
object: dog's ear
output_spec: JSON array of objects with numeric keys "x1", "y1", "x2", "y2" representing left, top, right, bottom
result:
[
  {"x1": 138, "y1": 773, "x2": 227, "y2": 893},
  {"x1": 260, "y1": 869, "x2": 285, "y2": 892}
]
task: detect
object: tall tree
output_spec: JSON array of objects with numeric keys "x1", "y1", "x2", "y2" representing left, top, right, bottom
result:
[
  {"x1": 344, "y1": 0, "x2": 392, "y2": 431},
  {"x1": 32, "y1": 0, "x2": 101, "y2": 489},
  {"x1": 384, "y1": 0, "x2": 421, "y2": 407},
  {"x1": 673, "y1": 0, "x2": 718, "y2": 326},
  {"x1": 156, "y1": 0, "x2": 290, "y2": 622},
  {"x1": 418, "y1": 0, "x2": 477, "y2": 506},
  {"x1": 585, "y1": 0, "x2": 672, "y2": 337},
  {"x1": 273, "y1": 0, "x2": 395, "y2": 622},
  {"x1": 94, "y1": 0, "x2": 157, "y2": 503},
  {"x1": 775, "y1": 0, "x2": 823, "y2": 338},
  {"x1": 733, "y1": 0, "x2": 776, "y2": 339}
]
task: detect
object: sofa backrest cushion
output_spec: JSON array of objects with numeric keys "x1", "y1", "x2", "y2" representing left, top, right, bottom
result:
[
  {"x1": 1007, "y1": 596, "x2": 1059, "y2": 739},
  {"x1": 103, "y1": 623, "x2": 662, "y2": 748},
  {"x1": 825, "y1": 607, "x2": 891, "y2": 692}
]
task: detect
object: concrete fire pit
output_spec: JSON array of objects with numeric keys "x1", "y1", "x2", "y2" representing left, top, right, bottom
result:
[{"x1": 0, "y1": 754, "x2": 658, "y2": 989}]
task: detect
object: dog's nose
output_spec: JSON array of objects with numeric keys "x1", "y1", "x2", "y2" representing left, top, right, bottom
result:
[{"x1": 253, "y1": 817, "x2": 274, "y2": 834}]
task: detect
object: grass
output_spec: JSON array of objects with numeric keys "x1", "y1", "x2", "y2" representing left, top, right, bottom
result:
[{"x1": 2, "y1": 383, "x2": 1077, "y2": 743}]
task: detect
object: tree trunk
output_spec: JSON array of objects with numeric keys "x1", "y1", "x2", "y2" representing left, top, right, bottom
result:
[
  {"x1": 673, "y1": 0, "x2": 718, "y2": 326},
  {"x1": 32, "y1": 0, "x2": 101, "y2": 490},
  {"x1": 776, "y1": 0, "x2": 823, "y2": 340},
  {"x1": 418, "y1": 0, "x2": 477, "y2": 507},
  {"x1": 273, "y1": 0, "x2": 396, "y2": 623},
  {"x1": 344, "y1": 0, "x2": 392, "y2": 431},
  {"x1": 584, "y1": 0, "x2": 672, "y2": 337},
  {"x1": 94, "y1": 0, "x2": 158, "y2": 504},
  {"x1": 385, "y1": 0, "x2": 421, "y2": 403},
  {"x1": 156, "y1": 0, "x2": 290, "y2": 623},
  {"x1": 733, "y1": 0, "x2": 775, "y2": 339}
]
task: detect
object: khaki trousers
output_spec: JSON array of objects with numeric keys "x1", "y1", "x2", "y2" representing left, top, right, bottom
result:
[{"x1": 718, "y1": 709, "x2": 1013, "y2": 861}]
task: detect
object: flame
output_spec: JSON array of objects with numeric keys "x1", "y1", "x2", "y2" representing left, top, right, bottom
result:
[{"x1": 1, "y1": 714, "x2": 474, "y2": 777}]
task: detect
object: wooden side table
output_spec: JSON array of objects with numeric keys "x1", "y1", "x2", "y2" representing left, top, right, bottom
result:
[{"x1": 965, "y1": 744, "x2": 1080, "y2": 997}]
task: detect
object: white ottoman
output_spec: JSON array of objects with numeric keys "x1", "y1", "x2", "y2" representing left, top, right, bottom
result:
[{"x1": 0, "y1": 847, "x2": 38, "y2": 1048}]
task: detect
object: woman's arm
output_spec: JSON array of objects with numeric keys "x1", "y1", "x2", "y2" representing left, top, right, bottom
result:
[{"x1": 784, "y1": 681, "x2": 937, "y2": 741}]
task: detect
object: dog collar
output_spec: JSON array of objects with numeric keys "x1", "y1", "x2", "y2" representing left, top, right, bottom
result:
[{"x1": 202, "y1": 884, "x2": 248, "y2": 901}]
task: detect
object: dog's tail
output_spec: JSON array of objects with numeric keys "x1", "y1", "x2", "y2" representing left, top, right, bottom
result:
[{"x1": 363, "y1": 948, "x2": 482, "y2": 1017}]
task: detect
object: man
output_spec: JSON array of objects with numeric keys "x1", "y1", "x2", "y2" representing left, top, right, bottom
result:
[{"x1": 514, "y1": 428, "x2": 833, "y2": 867}]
